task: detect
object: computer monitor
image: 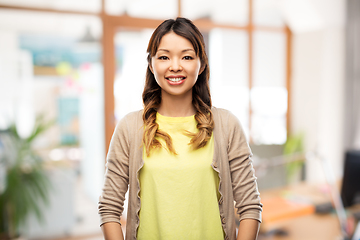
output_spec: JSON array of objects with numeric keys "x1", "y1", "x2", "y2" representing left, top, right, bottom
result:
[{"x1": 341, "y1": 150, "x2": 360, "y2": 208}]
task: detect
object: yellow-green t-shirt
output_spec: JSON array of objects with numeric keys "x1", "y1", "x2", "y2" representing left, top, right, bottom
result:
[{"x1": 137, "y1": 113, "x2": 224, "y2": 240}]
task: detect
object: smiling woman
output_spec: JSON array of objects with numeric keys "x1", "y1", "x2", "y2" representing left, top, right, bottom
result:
[{"x1": 98, "y1": 17, "x2": 262, "y2": 240}]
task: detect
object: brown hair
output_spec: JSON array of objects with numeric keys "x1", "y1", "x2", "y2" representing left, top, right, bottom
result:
[{"x1": 142, "y1": 17, "x2": 214, "y2": 156}]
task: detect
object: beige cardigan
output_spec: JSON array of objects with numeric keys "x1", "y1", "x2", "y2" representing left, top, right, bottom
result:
[{"x1": 98, "y1": 107, "x2": 262, "y2": 240}]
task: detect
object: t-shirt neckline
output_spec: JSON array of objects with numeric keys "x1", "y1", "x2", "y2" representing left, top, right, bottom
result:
[{"x1": 156, "y1": 112, "x2": 195, "y2": 123}]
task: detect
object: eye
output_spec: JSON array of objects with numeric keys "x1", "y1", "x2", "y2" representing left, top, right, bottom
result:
[
  {"x1": 158, "y1": 56, "x2": 169, "y2": 60},
  {"x1": 183, "y1": 56, "x2": 194, "y2": 60}
]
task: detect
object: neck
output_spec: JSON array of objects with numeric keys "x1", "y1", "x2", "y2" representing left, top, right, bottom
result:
[{"x1": 157, "y1": 91, "x2": 195, "y2": 117}]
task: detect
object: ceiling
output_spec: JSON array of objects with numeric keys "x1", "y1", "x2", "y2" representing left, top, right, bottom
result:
[{"x1": 0, "y1": 0, "x2": 329, "y2": 38}]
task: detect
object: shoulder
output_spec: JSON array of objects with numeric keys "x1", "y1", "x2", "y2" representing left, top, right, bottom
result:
[
  {"x1": 118, "y1": 109, "x2": 143, "y2": 124},
  {"x1": 108, "y1": 110, "x2": 144, "y2": 149},
  {"x1": 125, "y1": 109, "x2": 143, "y2": 121},
  {"x1": 211, "y1": 106, "x2": 246, "y2": 142},
  {"x1": 114, "y1": 109, "x2": 143, "y2": 134},
  {"x1": 121, "y1": 109, "x2": 143, "y2": 121},
  {"x1": 211, "y1": 106, "x2": 240, "y2": 126}
]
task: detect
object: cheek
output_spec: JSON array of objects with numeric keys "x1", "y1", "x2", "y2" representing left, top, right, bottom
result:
[
  {"x1": 190, "y1": 62, "x2": 202, "y2": 76},
  {"x1": 152, "y1": 62, "x2": 166, "y2": 76},
  {"x1": 150, "y1": 61, "x2": 156, "y2": 74},
  {"x1": 151, "y1": 63, "x2": 166, "y2": 85},
  {"x1": 151, "y1": 63, "x2": 159, "y2": 79}
]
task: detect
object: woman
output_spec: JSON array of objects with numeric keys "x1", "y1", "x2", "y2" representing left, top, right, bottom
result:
[{"x1": 99, "y1": 17, "x2": 262, "y2": 240}]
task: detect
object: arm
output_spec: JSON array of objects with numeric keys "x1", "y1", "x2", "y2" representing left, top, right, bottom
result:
[
  {"x1": 98, "y1": 116, "x2": 131, "y2": 238},
  {"x1": 101, "y1": 222, "x2": 125, "y2": 240},
  {"x1": 236, "y1": 219, "x2": 260, "y2": 240},
  {"x1": 226, "y1": 112, "x2": 262, "y2": 238}
]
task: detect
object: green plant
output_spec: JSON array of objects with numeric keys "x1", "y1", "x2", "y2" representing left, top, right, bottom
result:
[
  {"x1": 283, "y1": 133, "x2": 305, "y2": 184},
  {"x1": 0, "y1": 116, "x2": 53, "y2": 239}
]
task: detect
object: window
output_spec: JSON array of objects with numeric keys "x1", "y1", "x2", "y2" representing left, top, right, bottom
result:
[{"x1": 0, "y1": 0, "x2": 292, "y2": 150}]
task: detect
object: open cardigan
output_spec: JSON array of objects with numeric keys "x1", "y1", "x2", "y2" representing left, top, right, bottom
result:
[{"x1": 98, "y1": 107, "x2": 262, "y2": 240}]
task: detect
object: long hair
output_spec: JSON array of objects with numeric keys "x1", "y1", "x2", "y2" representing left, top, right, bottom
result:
[{"x1": 142, "y1": 17, "x2": 214, "y2": 156}]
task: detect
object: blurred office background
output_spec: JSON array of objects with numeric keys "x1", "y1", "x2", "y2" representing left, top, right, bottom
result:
[{"x1": 0, "y1": 0, "x2": 359, "y2": 239}]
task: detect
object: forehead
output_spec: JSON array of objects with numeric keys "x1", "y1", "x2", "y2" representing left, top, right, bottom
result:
[{"x1": 157, "y1": 32, "x2": 195, "y2": 51}]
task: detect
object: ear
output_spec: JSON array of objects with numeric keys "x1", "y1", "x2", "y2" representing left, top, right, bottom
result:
[
  {"x1": 148, "y1": 55, "x2": 154, "y2": 74},
  {"x1": 198, "y1": 63, "x2": 205, "y2": 75},
  {"x1": 148, "y1": 60, "x2": 154, "y2": 74}
]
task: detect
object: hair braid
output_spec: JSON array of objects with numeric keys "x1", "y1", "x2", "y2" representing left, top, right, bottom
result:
[
  {"x1": 185, "y1": 94, "x2": 214, "y2": 149},
  {"x1": 142, "y1": 80, "x2": 177, "y2": 156}
]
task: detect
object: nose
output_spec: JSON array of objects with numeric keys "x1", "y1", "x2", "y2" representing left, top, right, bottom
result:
[{"x1": 169, "y1": 59, "x2": 183, "y2": 72}]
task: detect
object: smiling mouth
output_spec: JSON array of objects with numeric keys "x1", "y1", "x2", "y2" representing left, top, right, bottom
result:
[{"x1": 166, "y1": 77, "x2": 186, "y2": 82}]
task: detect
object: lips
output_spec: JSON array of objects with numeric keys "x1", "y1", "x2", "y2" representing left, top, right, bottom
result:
[{"x1": 166, "y1": 76, "x2": 186, "y2": 85}]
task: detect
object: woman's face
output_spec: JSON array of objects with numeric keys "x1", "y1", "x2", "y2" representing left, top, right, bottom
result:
[{"x1": 150, "y1": 32, "x2": 203, "y2": 99}]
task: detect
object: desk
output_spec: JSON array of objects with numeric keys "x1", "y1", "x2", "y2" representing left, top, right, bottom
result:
[
  {"x1": 257, "y1": 182, "x2": 360, "y2": 240},
  {"x1": 259, "y1": 213, "x2": 341, "y2": 240}
]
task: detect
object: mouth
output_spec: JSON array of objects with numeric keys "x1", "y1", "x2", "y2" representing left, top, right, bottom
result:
[
  {"x1": 166, "y1": 77, "x2": 186, "y2": 82},
  {"x1": 166, "y1": 76, "x2": 186, "y2": 85}
]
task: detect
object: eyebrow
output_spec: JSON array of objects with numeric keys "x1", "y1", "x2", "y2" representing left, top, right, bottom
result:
[{"x1": 157, "y1": 48, "x2": 195, "y2": 53}]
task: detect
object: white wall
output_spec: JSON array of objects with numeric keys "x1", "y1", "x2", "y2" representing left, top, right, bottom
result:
[
  {"x1": 79, "y1": 63, "x2": 105, "y2": 204},
  {"x1": 0, "y1": 31, "x2": 18, "y2": 129},
  {"x1": 290, "y1": 0, "x2": 346, "y2": 182}
]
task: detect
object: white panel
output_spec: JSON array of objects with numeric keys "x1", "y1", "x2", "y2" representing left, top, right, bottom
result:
[
  {"x1": 0, "y1": 0, "x2": 52, "y2": 8},
  {"x1": 251, "y1": 87, "x2": 287, "y2": 115},
  {"x1": 105, "y1": 0, "x2": 127, "y2": 16},
  {"x1": 0, "y1": 33, "x2": 36, "y2": 139},
  {"x1": 0, "y1": 31, "x2": 18, "y2": 129},
  {"x1": 250, "y1": 87, "x2": 287, "y2": 144},
  {"x1": 0, "y1": 10, "x2": 102, "y2": 39},
  {"x1": 126, "y1": 0, "x2": 177, "y2": 20},
  {"x1": 114, "y1": 29, "x2": 153, "y2": 121},
  {"x1": 253, "y1": 31, "x2": 286, "y2": 87},
  {"x1": 182, "y1": 0, "x2": 214, "y2": 20},
  {"x1": 78, "y1": 63, "x2": 105, "y2": 203},
  {"x1": 53, "y1": 0, "x2": 100, "y2": 12},
  {"x1": 209, "y1": 28, "x2": 249, "y2": 138},
  {"x1": 254, "y1": 0, "x2": 284, "y2": 27},
  {"x1": 280, "y1": 0, "x2": 324, "y2": 33},
  {"x1": 15, "y1": 50, "x2": 35, "y2": 139},
  {"x1": 0, "y1": 0, "x2": 101, "y2": 12},
  {"x1": 211, "y1": 0, "x2": 248, "y2": 26},
  {"x1": 251, "y1": 115, "x2": 287, "y2": 144}
]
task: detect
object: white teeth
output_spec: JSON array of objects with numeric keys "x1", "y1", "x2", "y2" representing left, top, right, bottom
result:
[{"x1": 167, "y1": 77, "x2": 184, "y2": 82}]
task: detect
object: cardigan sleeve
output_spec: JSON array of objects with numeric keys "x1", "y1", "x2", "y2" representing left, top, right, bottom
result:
[
  {"x1": 226, "y1": 111, "x2": 263, "y2": 223},
  {"x1": 98, "y1": 115, "x2": 131, "y2": 226}
]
